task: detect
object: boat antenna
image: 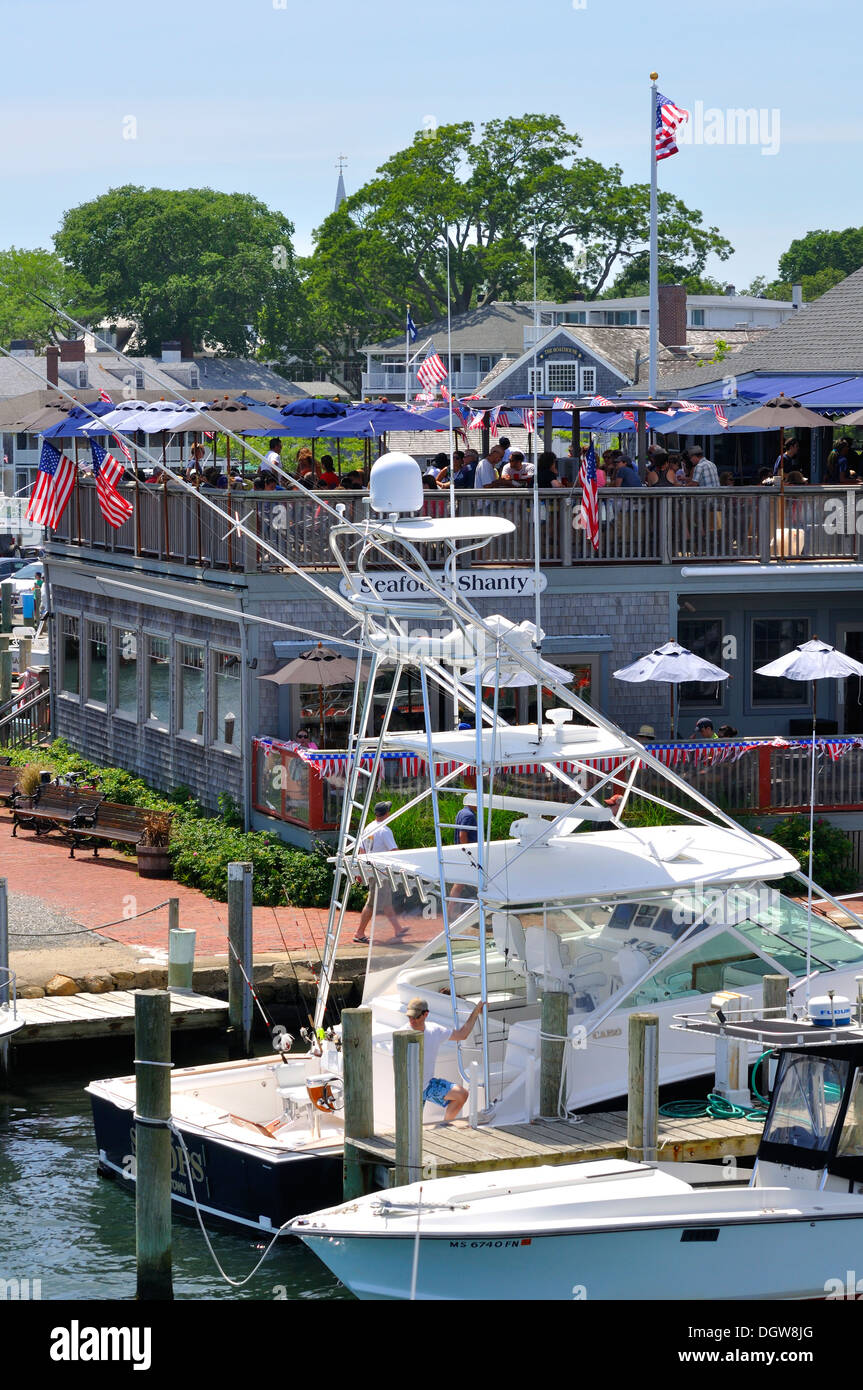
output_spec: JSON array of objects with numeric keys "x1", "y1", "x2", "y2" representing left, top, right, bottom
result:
[{"x1": 531, "y1": 221, "x2": 543, "y2": 738}]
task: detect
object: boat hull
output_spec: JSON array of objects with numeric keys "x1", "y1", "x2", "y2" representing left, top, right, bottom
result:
[
  {"x1": 90, "y1": 1094, "x2": 343, "y2": 1235},
  {"x1": 299, "y1": 1213, "x2": 863, "y2": 1300}
]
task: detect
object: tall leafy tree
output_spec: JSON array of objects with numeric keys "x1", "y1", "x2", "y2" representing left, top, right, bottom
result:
[
  {"x1": 303, "y1": 114, "x2": 733, "y2": 361},
  {"x1": 0, "y1": 247, "x2": 93, "y2": 349},
  {"x1": 54, "y1": 186, "x2": 304, "y2": 358},
  {"x1": 778, "y1": 228, "x2": 863, "y2": 284}
]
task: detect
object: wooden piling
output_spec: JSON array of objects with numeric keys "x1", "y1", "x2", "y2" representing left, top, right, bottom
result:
[
  {"x1": 0, "y1": 878, "x2": 10, "y2": 1085},
  {"x1": 0, "y1": 649, "x2": 11, "y2": 708},
  {"x1": 393, "y1": 1029, "x2": 423, "y2": 1187},
  {"x1": 539, "y1": 990, "x2": 569, "y2": 1118},
  {"x1": 763, "y1": 974, "x2": 789, "y2": 1019},
  {"x1": 0, "y1": 580, "x2": 12, "y2": 633},
  {"x1": 17, "y1": 636, "x2": 31, "y2": 671},
  {"x1": 135, "y1": 990, "x2": 173, "y2": 1301},
  {"x1": 342, "y1": 1006, "x2": 374, "y2": 1199},
  {"x1": 227, "y1": 862, "x2": 253, "y2": 1056},
  {"x1": 627, "y1": 1012, "x2": 659, "y2": 1163}
]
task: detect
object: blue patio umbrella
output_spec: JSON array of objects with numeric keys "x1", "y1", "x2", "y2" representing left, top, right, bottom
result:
[
  {"x1": 233, "y1": 395, "x2": 351, "y2": 437},
  {"x1": 315, "y1": 402, "x2": 448, "y2": 437},
  {"x1": 41, "y1": 401, "x2": 117, "y2": 438}
]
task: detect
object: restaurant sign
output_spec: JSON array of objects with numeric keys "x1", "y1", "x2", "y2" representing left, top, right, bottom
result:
[{"x1": 339, "y1": 569, "x2": 547, "y2": 599}]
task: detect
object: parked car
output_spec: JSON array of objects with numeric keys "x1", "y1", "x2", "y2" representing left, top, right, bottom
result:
[{"x1": 0, "y1": 557, "x2": 28, "y2": 580}]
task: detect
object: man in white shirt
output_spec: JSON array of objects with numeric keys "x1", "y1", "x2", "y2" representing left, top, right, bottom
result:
[
  {"x1": 404, "y1": 995, "x2": 488, "y2": 1124},
  {"x1": 501, "y1": 450, "x2": 529, "y2": 483},
  {"x1": 261, "y1": 438, "x2": 282, "y2": 474},
  {"x1": 353, "y1": 801, "x2": 408, "y2": 944},
  {"x1": 474, "y1": 445, "x2": 503, "y2": 488},
  {"x1": 690, "y1": 446, "x2": 720, "y2": 488}
]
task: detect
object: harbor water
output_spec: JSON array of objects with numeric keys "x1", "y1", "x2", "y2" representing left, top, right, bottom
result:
[{"x1": 0, "y1": 1035, "x2": 349, "y2": 1301}]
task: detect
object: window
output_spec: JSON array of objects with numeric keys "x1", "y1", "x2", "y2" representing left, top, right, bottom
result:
[
  {"x1": 547, "y1": 362, "x2": 579, "y2": 394},
  {"x1": 15, "y1": 433, "x2": 27, "y2": 451},
  {"x1": 61, "y1": 616, "x2": 80, "y2": 696},
  {"x1": 562, "y1": 311, "x2": 586, "y2": 324},
  {"x1": 763, "y1": 1053, "x2": 849, "y2": 1151},
  {"x1": 444, "y1": 354, "x2": 461, "y2": 374},
  {"x1": 479, "y1": 356, "x2": 492, "y2": 375},
  {"x1": 212, "y1": 650, "x2": 242, "y2": 746},
  {"x1": 604, "y1": 310, "x2": 637, "y2": 325},
  {"x1": 752, "y1": 618, "x2": 810, "y2": 704},
  {"x1": 178, "y1": 643, "x2": 205, "y2": 737},
  {"x1": 690, "y1": 309, "x2": 705, "y2": 327},
  {"x1": 580, "y1": 367, "x2": 596, "y2": 395},
  {"x1": 87, "y1": 622, "x2": 108, "y2": 704},
  {"x1": 527, "y1": 367, "x2": 544, "y2": 395},
  {"x1": 146, "y1": 635, "x2": 170, "y2": 725},
  {"x1": 114, "y1": 628, "x2": 138, "y2": 718},
  {"x1": 621, "y1": 929, "x2": 778, "y2": 1007},
  {"x1": 679, "y1": 618, "x2": 724, "y2": 705}
]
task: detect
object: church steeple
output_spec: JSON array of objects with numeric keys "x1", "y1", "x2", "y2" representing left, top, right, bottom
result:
[{"x1": 334, "y1": 154, "x2": 348, "y2": 211}]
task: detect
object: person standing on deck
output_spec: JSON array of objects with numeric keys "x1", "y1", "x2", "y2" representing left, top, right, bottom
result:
[
  {"x1": 353, "y1": 801, "x2": 408, "y2": 944},
  {"x1": 404, "y1": 996, "x2": 488, "y2": 1125}
]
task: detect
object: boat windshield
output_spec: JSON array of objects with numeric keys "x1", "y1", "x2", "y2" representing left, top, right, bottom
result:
[
  {"x1": 763, "y1": 1053, "x2": 850, "y2": 1151},
  {"x1": 732, "y1": 890, "x2": 863, "y2": 975}
]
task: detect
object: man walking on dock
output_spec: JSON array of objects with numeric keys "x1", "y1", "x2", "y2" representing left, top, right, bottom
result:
[{"x1": 353, "y1": 801, "x2": 408, "y2": 944}]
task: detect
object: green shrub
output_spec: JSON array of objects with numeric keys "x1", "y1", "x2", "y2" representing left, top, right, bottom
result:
[{"x1": 763, "y1": 814, "x2": 859, "y2": 897}]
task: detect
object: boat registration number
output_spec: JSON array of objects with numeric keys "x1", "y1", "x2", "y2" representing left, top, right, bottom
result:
[{"x1": 448, "y1": 1239, "x2": 532, "y2": 1249}]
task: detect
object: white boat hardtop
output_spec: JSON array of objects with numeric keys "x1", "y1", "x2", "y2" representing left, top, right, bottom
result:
[
  {"x1": 373, "y1": 515, "x2": 516, "y2": 543},
  {"x1": 360, "y1": 824, "x2": 797, "y2": 904},
  {"x1": 382, "y1": 721, "x2": 631, "y2": 765}
]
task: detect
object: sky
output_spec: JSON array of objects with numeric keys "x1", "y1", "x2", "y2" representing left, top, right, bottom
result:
[{"x1": 1, "y1": 0, "x2": 859, "y2": 293}]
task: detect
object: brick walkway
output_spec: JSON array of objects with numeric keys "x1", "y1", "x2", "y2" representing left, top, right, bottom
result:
[{"x1": 1, "y1": 807, "x2": 439, "y2": 958}]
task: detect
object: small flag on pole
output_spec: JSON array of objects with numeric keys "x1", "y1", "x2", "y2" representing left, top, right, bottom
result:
[
  {"x1": 406, "y1": 307, "x2": 417, "y2": 343},
  {"x1": 521, "y1": 408, "x2": 535, "y2": 433},
  {"x1": 589, "y1": 395, "x2": 614, "y2": 407},
  {"x1": 98, "y1": 389, "x2": 112, "y2": 403},
  {"x1": 27, "y1": 441, "x2": 76, "y2": 528},
  {"x1": 552, "y1": 396, "x2": 578, "y2": 411},
  {"x1": 577, "y1": 441, "x2": 600, "y2": 551},
  {"x1": 655, "y1": 92, "x2": 689, "y2": 161},
  {"x1": 712, "y1": 403, "x2": 728, "y2": 428},
  {"x1": 417, "y1": 350, "x2": 448, "y2": 389},
  {"x1": 90, "y1": 439, "x2": 133, "y2": 528}
]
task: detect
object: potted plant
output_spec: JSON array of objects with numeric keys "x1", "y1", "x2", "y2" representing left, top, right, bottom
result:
[{"x1": 137, "y1": 811, "x2": 173, "y2": 879}]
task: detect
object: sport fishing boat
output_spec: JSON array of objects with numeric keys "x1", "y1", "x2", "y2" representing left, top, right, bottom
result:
[
  {"x1": 291, "y1": 1031, "x2": 863, "y2": 1300},
  {"x1": 87, "y1": 452, "x2": 863, "y2": 1232}
]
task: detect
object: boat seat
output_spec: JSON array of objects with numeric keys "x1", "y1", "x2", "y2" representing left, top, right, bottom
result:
[
  {"x1": 492, "y1": 912, "x2": 526, "y2": 972},
  {"x1": 524, "y1": 926, "x2": 577, "y2": 992}
]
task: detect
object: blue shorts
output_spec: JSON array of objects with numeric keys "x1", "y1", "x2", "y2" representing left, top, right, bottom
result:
[{"x1": 423, "y1": 1077, "x2": 456, "y2": 1108}]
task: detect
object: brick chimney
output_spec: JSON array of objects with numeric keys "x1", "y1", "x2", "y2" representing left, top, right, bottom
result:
[
  {"x1": 658, "y1": 284, "x2": 687, "y2": 346},
  {"x1": 59, "y1": 338, "x2": 85, "y2": 362},
  {"x1": 46, "y1": 345, "x2": 60, "y2": 387}
]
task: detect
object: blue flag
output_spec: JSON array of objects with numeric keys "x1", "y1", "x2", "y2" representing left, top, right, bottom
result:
[{"x1": 406, "y1": 307, "x2": 417, "y2": 342}]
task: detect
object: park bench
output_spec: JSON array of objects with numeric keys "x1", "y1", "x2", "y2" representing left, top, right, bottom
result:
[
  {"x1": 68, "y1": 801, "x2": 166, "y2": 857},
  {"x1": 12, "y1": 786, "x2": 106, "y2": 852},
  {"x1": 0, "y1": 766, "x2": 20, "y2": 804}
]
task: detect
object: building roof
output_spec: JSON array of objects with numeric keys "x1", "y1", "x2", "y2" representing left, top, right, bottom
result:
[
  {"x1": 658, "y1": 267, "x2": 863, "y2": 391},
  {"x1": 363, "y1": 302, "x2": 536, "y2": 355}
]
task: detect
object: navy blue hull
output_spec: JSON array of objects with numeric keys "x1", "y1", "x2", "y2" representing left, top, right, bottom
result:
[{"x1": 90, "y1": 1095, "x2": 343, "y2": 1234}]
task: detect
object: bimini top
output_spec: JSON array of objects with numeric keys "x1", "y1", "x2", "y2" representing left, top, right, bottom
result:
[
  {"x1": 359, "y1": 824, "x2": 797, "y2": 906},
  {"x1": 372, "y1": 515, "x2": 516, "y2": 544},
  {"x1": 382, "y1": 721, "x2": 631, "y2": 766}
]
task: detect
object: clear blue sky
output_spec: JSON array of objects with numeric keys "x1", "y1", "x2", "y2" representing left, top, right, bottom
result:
[{"x1": 1, "y1": 0, "x2": 857, "y2": 290}]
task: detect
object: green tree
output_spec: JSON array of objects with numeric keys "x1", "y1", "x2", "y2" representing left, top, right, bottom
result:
[
  {"x1": 54, "y1": 186, "x2": 304, "y2": 358},
  {"x1": 303, "y1": 115, "x2": 733, "y2": 361},
  {"x1": 744, "y1": 268, "x2": 848, "y2": 302},
  {"x1": 0, "y1": 247, "x2": 94, "y2": 349},
  {"x1": 778, "y1": 228, "x2": 863, "y2": 284}
]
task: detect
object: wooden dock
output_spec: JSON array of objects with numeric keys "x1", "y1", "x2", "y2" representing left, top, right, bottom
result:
[
  {"x1": 9, "y1": 988, "x2": 228, "y2": 1044},
  {"x1": 347, "y1": 1109, "x2": 762, "y2": 1189}
]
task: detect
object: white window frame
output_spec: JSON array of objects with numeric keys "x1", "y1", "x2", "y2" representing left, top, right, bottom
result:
[
  {"x1": 546, "y1": 362, "x2": 580, "y2": 395},
  {"x1": 144, "y1": 631, "x2": 171, "y2": 732},
  {"x1": 527, "y1": 366, "x2": 544, "y2": 395},
  {"x1": 176, "y1": 640, "x2": 206, "y2": 744},
  {"x1": 580, "y1": 366, "x2": 596, "y2": 395},
  {"x1": 85, "y1": 619, "x2": 109, "y2": 709},
  {"x1": 210, "y1": 648, "x2": 242, "y2": 754},
  {"x1": 112, "y1": 624, "x2": 139, "y2": 722},
  {"x1": 58, "y1": 610, "x2": 82, "y2": 702}
]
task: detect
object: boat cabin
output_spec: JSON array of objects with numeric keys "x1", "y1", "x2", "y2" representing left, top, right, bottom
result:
[{"x1": 756, "y1": 1041, "x2": 863, "y2": 1193}]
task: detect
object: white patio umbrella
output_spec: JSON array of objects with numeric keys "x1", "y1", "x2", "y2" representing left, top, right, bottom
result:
[
  {"x1": 755, "y1": 637, "x2": 863, "y2": 999},
  {"x1": 613, "y1": 640, "x2": 729, "y2": 739}
]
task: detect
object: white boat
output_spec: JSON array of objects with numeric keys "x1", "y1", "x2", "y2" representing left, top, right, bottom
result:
[
  {"x1": 291, "y1": 1036, "x2": 863, "y2": 1300},
  {"x1": 86, "y1": 452, "x2": 863, "y2": 1229}
]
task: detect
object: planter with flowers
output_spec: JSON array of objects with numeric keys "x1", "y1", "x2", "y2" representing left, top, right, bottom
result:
[{"x1": 137, "y1": 811, "x2": 174, "y2": 879}]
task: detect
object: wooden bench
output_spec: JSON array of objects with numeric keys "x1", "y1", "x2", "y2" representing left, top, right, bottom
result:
[
  {"x1": 0, "y1": 766, "x2": 20, "y2": 804},
  {"x1": 12, "y1": 786, "x2": 106, "y2": 853},
  {"x1": 69, "y1": 802, "x2": 172, "y2": 858}
]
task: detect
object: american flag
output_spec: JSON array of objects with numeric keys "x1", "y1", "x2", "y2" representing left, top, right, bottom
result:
[
  {"x1": 90, "y1": 439, "x2": 133, "y2": 527},
  {"x1": 553, "y1": 396, "x2": 577, "y2": 411},
  {"x1": 522, "y1": 408, "x2": 535, "y2": 432},
  {"x1": 98, "y1": 389, "x2": 112, "y2": 403},
  {"x1": 417, "y1": 350, "x2": 448, "y2": 388},
  {"x1": 655, "y1": 92, "x2": 689, "y2": 161},
  {"x1": 440, "y1": 384, "x2": 467, "y2": 426},
  {"x1": 489, "y1": 407, "x2": 510, "y2": 436},
  {"x1": 466, "y1": 410, "x2": 486, "y2": 430},
  {"x1": 27, "y1": 441, "x2": 76, "y2": 528},
  {"x1": 713, "y1": 403, "x2": 728, "y2": 427},
  {"x1": 675, "y1": 400, "x2": 702, "y2": 413},
  {"x1": 577, "y1": 442, "x2": 600, "y2": 551},
  {"x1": 589, "y1": 394, "x2": 614, "y2": 407}
]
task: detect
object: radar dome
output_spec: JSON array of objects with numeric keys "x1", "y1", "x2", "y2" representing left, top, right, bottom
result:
[{"x1": 369, "y1": 452, "x2": 423, "y2": 514}]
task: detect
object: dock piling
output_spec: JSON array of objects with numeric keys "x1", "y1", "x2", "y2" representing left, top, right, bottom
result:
[
  {"x1": 393, "y1": 1029, "x2": 423, "y2": 1187},
  {"x1": 342, "y1": 1006, "x2": 374, "y2": 1199},
  {"x1": 167, "y1": 899, "x2": 196, "y2": 993},
  {"x1": 627, "y1": 1012, "x2": 659, "y2": 1163},
  {"x1": 134, "y1": 990, "x2": 173, "y2": 1301},
  {"x1": 0, "y1": 878, "x2": 10, "y2": 1085},
  {"x1": 539, "y1": 990, "x2": 569, "y2": 1118},
  {"x1": 227, "y1": 862, "x2": 253, "y2": 1057},
  {"x1": 0, "y1": 580, "x2": 12, "y2": 634}
]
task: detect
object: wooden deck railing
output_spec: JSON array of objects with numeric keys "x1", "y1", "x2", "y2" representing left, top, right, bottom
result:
[{"x1": 49, "y1": 481, "x2": 863, "y2": 571}]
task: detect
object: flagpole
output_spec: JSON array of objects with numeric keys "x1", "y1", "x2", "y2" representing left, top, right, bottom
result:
[
  {"x1": 446, "y1": 235, "x2": 455, "y2": 522},
  {"x1": 649, "y1": 71, "x2": 659, "y2": 401},
  {"x1": 405, "y1": 304, "x2": 411, "y2": 406},
  {"x1": 532, "y1": 226, "x2": 543, "y2": 739}
]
